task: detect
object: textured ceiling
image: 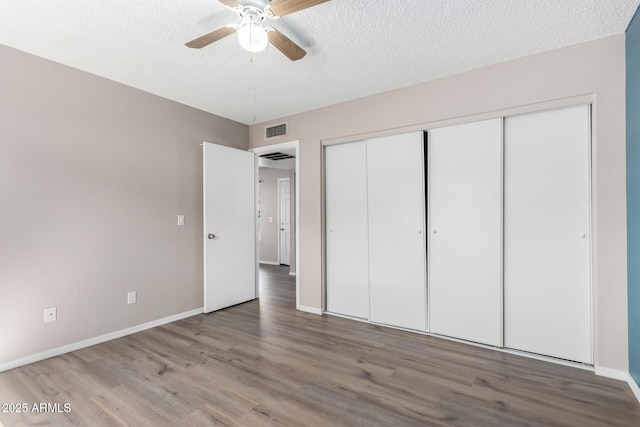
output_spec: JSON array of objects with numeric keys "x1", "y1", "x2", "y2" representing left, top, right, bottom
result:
[{"x1": 0, "y1": 0, "x2": 638, "y2": 125}]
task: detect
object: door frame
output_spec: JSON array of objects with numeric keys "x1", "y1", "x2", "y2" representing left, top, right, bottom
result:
[
  {"x1": 277, "y1": 177, "x2": 291, "y2": 266},
  {"x1": 251, "y1": 140, "x2": 300, "y2": 310}
]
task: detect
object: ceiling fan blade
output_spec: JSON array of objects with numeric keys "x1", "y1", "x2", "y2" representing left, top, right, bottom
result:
[
  {"x1": 268, "y1": 0, "x2": 330, "y2": 17},
  {"x1": 218, "y1": 0, "x2": 238, "y2": 7},
  {"x1": 185, "y1": 26, "x2": 236, "y2": 49},
  {"x1": 267, "y1": 28, "x2": 306, "y2": 61}
]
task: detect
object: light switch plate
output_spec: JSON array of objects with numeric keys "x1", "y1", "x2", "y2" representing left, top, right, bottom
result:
[
  {"x1": 177, "y1": 215, "x2": 185, "y2": 226},
  {"x1": 44, "y1": 307, "x2": 57, "y2": 323},
  {"x1": 128, "y1": 291, "x2": 137, "y2": 304}
]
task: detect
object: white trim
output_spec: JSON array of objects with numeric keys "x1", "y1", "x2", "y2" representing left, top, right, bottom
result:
[
  {"x1": 595, "y1": 366, "x2": 631, "y2": 381},
  {"x1": 587, "y1": 104, "x2": 595, "y2": 365},
  {"x1": 289, "y1": 272, "x2": 296, "y2": 276},
  {"x1": 255, "y1": 154, "x2": 260, "y2": 299},
  {"x1": 325, "y1": 311, "x2": 368, "y2": 322},
  {"x1": 628, "y1": 374, "x2": 640, "y2": 404},
  {"x1": 498, "y1": 348, "x2": 592, "y2": 371},
  {"x1": 251, "y1": 141, "x2": 300, "y2": 311},
  {"x1": 298, "y1": 305, "x2": 323, "y2": 315},
  {"x1": 426, "y1": 131, "x2": 431, "y2": 332},
  {"x1": 203, "y1": 144, "x2": 208, "y2": 312},
  {"x1": 0, "y1": 308, "x2": 203, "y2": 373},
  {"x1": 259, "y1": 260, "x2": 280, "y2": 265},
  {"x1": 251, "y1": 140, "x2": 299, "y2": 154},
  {"x1": 499, "y1": 118, "x2": 505, "y2": 347}
]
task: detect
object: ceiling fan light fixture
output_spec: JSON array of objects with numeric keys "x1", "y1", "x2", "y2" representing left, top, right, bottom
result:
[
  {"x1": 186, "y1": 0, "x2": 318, "y2": 60},
  {"x1": 237, "y1": 13, "x2": 268, "y2": 53}
]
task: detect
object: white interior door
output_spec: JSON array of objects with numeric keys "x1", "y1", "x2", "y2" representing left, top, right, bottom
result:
[
  {"x1": 367, "y1": 132, "x2": 426, "y2": 331},
  {"x1": 429, "y1": 119, "x2": 503, "y2": 346},
  {"x1": 325, "y1": 141, "x2": 370, "y2": 319},
  {"x1": 504, "y1": 105, "x2": 592, "y2": 363},
  {"x1": 278, "y1": 178, "x2": 291, "y2": 266},
  {"x1": 203, "y1": 142, "x2": 257, "y2": 313}
]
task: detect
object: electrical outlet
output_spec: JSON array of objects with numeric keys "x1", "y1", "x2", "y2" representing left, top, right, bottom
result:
[
  {"x1": 177, "y1": 215, "x2": 185, "y2": 226},
  {"x1": 127, "y1": 291, "x2": 137, "y2": 305},
  {"x1": 44, "y1": 307, "x2": 57, "y2": 323}
]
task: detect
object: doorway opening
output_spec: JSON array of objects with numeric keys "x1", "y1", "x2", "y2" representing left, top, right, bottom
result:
[
  {"x1": 277, "y1": 177, "x2": 291, "y2": 266},
  {"x1": 251, "y1": 141, "x2": 300, "y2": 309}
]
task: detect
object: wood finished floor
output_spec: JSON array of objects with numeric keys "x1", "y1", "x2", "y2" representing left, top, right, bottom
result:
[{"x1": 1, "y1": 265, "x2": 640, "y2": 426}]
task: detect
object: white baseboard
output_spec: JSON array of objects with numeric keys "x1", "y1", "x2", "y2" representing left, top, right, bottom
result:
[
  {"x1": 0, "y1": 308, "x2": 204, "y2": 373},
  {"x1": 289, "y1": 272, "x2": 296, "y2": 276},
  {"x1": 628, "y1": 374, "x2": 640, "y2": 404},
  {"x1": 297, "y1": 304, "x2": 322, "y2": 315},
  {"x1": 595, "y1": 366, "x2": 629, "y2": 381},
  {"x1": 259, "y1": 260, "x2": 279, "y2": 265},
  {"x1": 595, "y1": 367, "x2": 640, "y2": 405}
]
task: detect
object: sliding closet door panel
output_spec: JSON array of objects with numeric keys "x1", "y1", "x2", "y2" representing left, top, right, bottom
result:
[
  {"x1": 429, "y1": 118, "x2": 503, "y2": 346},
  {"x1": 504, "y1": 105, "x2": 591, "y2": 363},
  {"x1": 325, "y1": 141, "x2": 370, "y2": 319},
  {"x1": 367, "y1": 132, "x2": 426, "y2": 331}
]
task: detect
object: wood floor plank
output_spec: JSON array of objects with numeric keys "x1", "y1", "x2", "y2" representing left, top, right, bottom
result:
[
  {"x1": 1, "y1": 264, "x2": 639, "y2": 426},
  {"x1": 90, "y1": 385, "x2": 175, "y2": 426}
]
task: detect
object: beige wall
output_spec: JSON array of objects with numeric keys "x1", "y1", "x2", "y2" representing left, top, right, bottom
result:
[
  {"x1": 0, "y1": 44, "x2": 248, "y2": 367},
  {"x1": 249, "y1": 35, "x2": 628, "y2": 371}
]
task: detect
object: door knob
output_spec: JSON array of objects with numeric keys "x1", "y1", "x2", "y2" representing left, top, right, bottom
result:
[
  {"x1": 580, "y1": 234, "x2": 586, "y2": 239},
  {"x1": 280, "y1": 228, "x2": 285, "y2": 231},
  {"x1": 433, "y1": 230, "x2": 437, "y2": 234},
  {"x1": 208, "y1": 233, "x2": 216, "y2": 239}
]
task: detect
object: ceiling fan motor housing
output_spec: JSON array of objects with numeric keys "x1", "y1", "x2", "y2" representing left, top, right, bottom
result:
[
  {"x1": 237, "y1": 9, "x2": 269, "y2": 52},
  {"x1": 237, "y1": 0, "x2": 271, "y2": 11}
]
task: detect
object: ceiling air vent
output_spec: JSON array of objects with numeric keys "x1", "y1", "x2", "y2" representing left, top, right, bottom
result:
[
  {"x1": 259, "y1": 152, "x2": 295, "y2": 160},
  {"x1": 265, "y1": 122, "x2": 287, "y2": 139}
]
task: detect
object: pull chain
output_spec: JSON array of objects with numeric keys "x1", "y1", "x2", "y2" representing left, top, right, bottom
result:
[{"x1": 250, "y1": 51, "x2": 257, "y2": 123}]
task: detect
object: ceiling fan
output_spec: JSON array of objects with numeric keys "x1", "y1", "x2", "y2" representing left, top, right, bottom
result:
[{"x1": 186, "y1": 0, "x2": 330, "y2": 61}]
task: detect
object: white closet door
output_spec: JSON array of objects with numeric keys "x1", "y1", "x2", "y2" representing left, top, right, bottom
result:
[
  {"x1": 325, "y1": 141, "x2": 370, "y2": 319},
  {"x1": 367, "y1": 132, "x2": 426, "y2": 331},
  {"x1": 429, "y1": 119, "x2": 503, "y2": 346},
  {"x1": 504, "y1": 105, "x2": 591, "y2": 363}
]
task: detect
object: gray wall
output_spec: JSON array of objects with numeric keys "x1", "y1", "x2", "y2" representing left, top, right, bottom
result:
[
  {"x1": 249, "y1": 35, "x2": 628, "y2": 373},
  {"x1": 0, "y1": 44, "x2": 249, "y2": 367}
]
